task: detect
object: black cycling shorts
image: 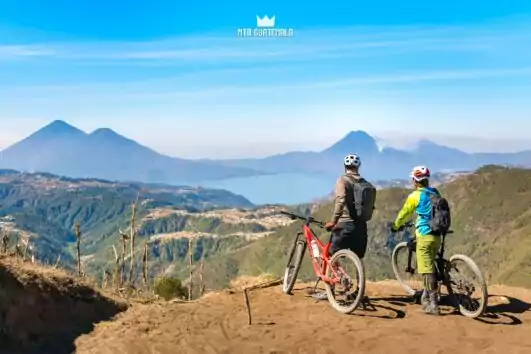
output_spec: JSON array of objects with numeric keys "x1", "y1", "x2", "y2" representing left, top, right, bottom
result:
[{"x1": 329, "y1": 221, "x2": 368, "y2": 259}]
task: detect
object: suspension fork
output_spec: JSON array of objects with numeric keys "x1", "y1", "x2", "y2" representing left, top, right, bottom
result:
[
  {"x1": 435, "y1": 234, "x2": 447, "y2": 282},
  {"x1": 405, "y1": 240, "x2": 415, "y2": 274}
]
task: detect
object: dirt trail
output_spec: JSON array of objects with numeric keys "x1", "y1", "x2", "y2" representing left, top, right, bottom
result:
[{"x1": 75, "y1": 281, "x2": 531, "y2": 354}]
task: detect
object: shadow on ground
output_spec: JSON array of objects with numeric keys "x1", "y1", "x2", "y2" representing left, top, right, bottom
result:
[
  {"x1": 474, "y1": 295, "x2": 531, "y2": 326},
  {"x1": 354, "y1": 300, "x2": 407, "y2": 319},
  {"x1": 333, "y1": 290, "x2": 531, "y2": 326},
  {"x1": 298, "y1": 286, "x2": 407, "y2": 320},
  {"x1": 0, "y1": 259, "x2": 127, "y2": 354}
]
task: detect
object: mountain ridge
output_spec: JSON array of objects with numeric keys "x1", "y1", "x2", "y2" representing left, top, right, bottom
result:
[
  {"x1": 2, "y1": 120, "x2": 531, "y2": 190},
  {"x1": 0, "y1": 120, "x2": 262, "y2": 185},
  {"x1": 207, "y1": 131, "x2": 531, "y2": 180}
]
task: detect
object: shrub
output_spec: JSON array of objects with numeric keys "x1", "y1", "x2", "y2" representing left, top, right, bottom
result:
[{"x1": 154, "y1": 277, "x2": 187, "y2": 300}]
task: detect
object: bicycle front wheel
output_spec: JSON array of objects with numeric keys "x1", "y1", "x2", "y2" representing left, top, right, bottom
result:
[
  {"x1": 446, "y1": 254, "x2": 488, "y2": 318},
  {"x1": 391, "y1": 241, "x2": 424, "y2": 297},
  {"x1": 324, "y1": 249, "x2": 365, "y2": 314},
  {"x1": 282, "y1": 234, "x2": 306, "y2": 294}
]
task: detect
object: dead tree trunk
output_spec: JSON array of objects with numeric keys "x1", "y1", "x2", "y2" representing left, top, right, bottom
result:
[
  {"x1": 14, "y1": 244, "x2": 22, "y2": 257},
  {"x1": 53, "y1": 254, "x2": 61, "y2": 269},
  {"x1": 13, "y1": 234, "x2": 22, "y2": 258},
  {"x1": 75, "y1": 223, "x2": 82, "y2": 276},
  {"x1": 102, "y1": 269, "x2": 108, "y2": 289},
  {"x1": 142, "y1": 242, "x2": 148, "y2": 287},
  {"x1": 188, "y1": 237, "x2": 193, "y2": 301},
  {"x1": 200, "y1": 258, "x2": 205, "y2": 297},
  {"x1": 129, "y1": 193, "x2": 139, "y2": 283},
  {"x1": 119, "y1": 231, "x2": 128, "y2": 286},
  {"x1": 23, "y1": 241, "x2": 28, "y2": 260},
  {"x1": 112, "y1": 245, "x2": 120, "y2": 289},
  {"x1": 22, "y1": 238, "x2": 32, "y2": 261},
  {"x1": 1, "y1": 230, "x2": 9, "y2": 254}
]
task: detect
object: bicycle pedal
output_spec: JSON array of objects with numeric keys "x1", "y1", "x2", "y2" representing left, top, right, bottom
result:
[
  {"x1": 361, "y1": 297, "x2": 375, "y2": 310},
  {"x1": 311, "y1": 293, "x2": 328, "y2": 301}
]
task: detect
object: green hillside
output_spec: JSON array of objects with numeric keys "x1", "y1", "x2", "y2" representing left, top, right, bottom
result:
[
  {"x1": 0, "y1": 169, "x2": 254, "y2": 266},
  {"x1": 3, "y1": 166, "x2": 531, "y2": 292},
  {"x1": 83, "y1": 206, "x2": 290, "y2": 288},
  {"x1": 201, "y1": 165, "x2": 531, "y2": 289}
]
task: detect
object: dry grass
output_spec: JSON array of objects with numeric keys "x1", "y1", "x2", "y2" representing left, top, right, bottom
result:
[
  {"x1": 229, "y1": 273, "x2": 277, "y2": 291},
  {"x1": 1, "y1": 254, "x2": 73, "y2": 284},
  {"x1": 143, "y1": 206, "x2": 295, "y2": 229},
  {"x1": 0, "y1": 254, "x2": 125, "y2": 303},
  {"x1": 149, "y1": 230, "x2": 203, "y2": 241}
]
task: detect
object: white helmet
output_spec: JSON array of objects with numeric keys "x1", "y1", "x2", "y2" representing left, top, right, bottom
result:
[
  {"x1": 410, "y1": 165, "x2": 430, "y2": 182},
  {"x1": 344, "y1": 154, "x2": 361, "y2": 167}
]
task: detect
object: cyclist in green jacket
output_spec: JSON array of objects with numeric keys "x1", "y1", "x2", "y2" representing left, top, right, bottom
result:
[{"x1": 391, "y1": 165, "x2": 441, "y2": 316}]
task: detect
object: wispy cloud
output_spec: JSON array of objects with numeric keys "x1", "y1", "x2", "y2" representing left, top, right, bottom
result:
[
  {"x1": 6, "y1": 66, "x2": 531, "y2": 104},
  {"x1": 0, "y1": 44, "x2": 56, "y2": 58},
  {"x1": 2, "y1": 21, "x2": 530, "y2": 64},
  {"x1": 2, "y1": 19, "x2": 531, "y2": 107},
  {"x1": 114, "y1": 67, "x2": 531, "y2": 99},
  {"x1": 291, "y1": 67, "x2": 531, "y2": 88}
]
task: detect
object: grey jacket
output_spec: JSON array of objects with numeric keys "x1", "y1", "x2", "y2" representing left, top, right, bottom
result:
[{"x1": 331, "y1": 172, "x2": 361, "y2": 224}]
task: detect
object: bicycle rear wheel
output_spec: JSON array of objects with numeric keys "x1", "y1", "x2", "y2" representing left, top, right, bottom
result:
[
  {"x1": 391, "y1": 241, "x2": 424, "y2": 298},
  {"x1": 324, "y1": 249, "x2": 365, "y2": 314},
  {"x1": 445, "y1": 254, "x2": 488, "y2": 318},
  {"x1": 282, "y1": 234, "x2": 306, "y2": 294}
]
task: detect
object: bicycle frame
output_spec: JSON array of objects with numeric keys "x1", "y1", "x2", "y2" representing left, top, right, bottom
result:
[
  {"x1": 301, "y1": 224, "x2": 342, "y2": 285},
  {"x1": 391, "y1": 223, "x2": 487, "y2": 318},
  {"x1": 403, "y1": 230, "x2": 450, "y2": 283}
]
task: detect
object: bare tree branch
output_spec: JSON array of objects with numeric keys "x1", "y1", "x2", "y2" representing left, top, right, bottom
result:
[
  {"x1": 129, "y1": 192, "x2": 140, "y2": 283},
  {"x1": 53, "y1": 254, "x2": 61, "y2": 269}
]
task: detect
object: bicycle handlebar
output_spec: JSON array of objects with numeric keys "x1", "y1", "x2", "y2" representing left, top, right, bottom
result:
[
  {"x1": 279, "y1": 210, "x2": 325, "y2": 228},
  {"x1": 402, "y1": 221, "x2": 415, "y2": 228},
  {"x1": 389, "y1": 221, "x2": 454, "y2": 234}
]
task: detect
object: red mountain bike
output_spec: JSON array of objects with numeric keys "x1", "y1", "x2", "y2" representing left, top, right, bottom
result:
[{"x1": 280, "y1": 210, "x2": 366, "y2": 314}]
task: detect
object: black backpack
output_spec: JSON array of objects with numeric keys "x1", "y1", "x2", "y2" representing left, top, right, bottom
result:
[
  {"x1": 426, "y1": 189, "x2": 451, "y2": 235},
  {"x1": 343, "y1": 175, "x2": 377, "y2": 222}
]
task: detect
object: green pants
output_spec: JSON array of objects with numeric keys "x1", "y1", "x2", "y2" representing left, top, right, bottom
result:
[{"x1": 415, "y1": 231, "x2": 441, "y2": 274}]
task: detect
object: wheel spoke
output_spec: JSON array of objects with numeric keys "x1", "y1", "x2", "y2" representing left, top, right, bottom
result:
[
  {"x1": 325, "y1": 250, "x2": 365, "y2": 314},
  {"x1": 446, "y1": 255, "x2": 488, "y2": 318},
  {"x1": 392, "y1": 243, "x2": 423, "y2": 297}
]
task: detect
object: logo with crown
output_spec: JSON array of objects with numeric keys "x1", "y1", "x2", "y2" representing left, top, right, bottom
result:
[
  {"x1": 256, "y1": 15, "x2": 275, "y2": 28},
  {"x1": 237, "y1": 14, "x2": 294, "y2": 38}
]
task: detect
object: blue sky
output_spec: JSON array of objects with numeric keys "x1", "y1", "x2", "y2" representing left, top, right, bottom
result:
[{"x1": 1, "y1": 1, "x2": 531, "y2": 158}]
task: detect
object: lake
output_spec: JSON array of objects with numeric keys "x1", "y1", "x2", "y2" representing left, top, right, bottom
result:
[{"x1": 195, "y1": 172, "x2": 337, "y2": 205}]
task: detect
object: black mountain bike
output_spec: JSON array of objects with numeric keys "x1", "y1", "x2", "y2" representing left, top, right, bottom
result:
[{"x1": 388, "y1": 221, "x2": 488, "y2": 318}]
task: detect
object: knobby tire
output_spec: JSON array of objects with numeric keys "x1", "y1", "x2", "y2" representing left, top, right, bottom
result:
[
  {"x1": 324, "y1": 249, "x2": 366, "y2": 314},
  {"x1": 391, "y1": 241, "x2": 419, "y2": 296},
  {"x1": 282, "y1": 234, "x2": 306, "y2": 294},
  {"x1": 446, "y1": 254, "x2": 488, "y2": 318}
]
